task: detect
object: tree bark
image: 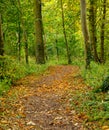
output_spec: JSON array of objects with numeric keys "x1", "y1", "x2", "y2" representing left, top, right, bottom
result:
[
  {"x1": 80, "y1": 0, "x2": 91, "y2": 69},
  {"x1": 18, "y1": 0, "x2": 29, "y2": 64},
  {"x1": 17, "y1": 21, "x2": 21, "y2": 61},
  {"x1": 89, "y1": 0, "x2": 99, "y2": 62},
  {"x1": 100, "y1": 0, "x2": 107, "y2": 63},
  {"x1": 24, "y1": 30, "x2": 28, "y2": 64},
  {"x1": 0, "y1": 14, "x2": 4, "y2": 56},
  {"x1": 60, "y1": 0, "x2": 71, "y2": 64},
  {"x1": 34, "y1": 0, "x2": 45, "y2": 64},
  {"x1": 55, "y1": 39, "x2": 59, "y2": 61}
]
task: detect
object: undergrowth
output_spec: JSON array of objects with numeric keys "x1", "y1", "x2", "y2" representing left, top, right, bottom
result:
[
  {"x1": 0, "y1": 55, "x2": 72, "y2": 96},
  {"x1": 81, "y1": 61, "x2": 109, "y2": 90},
  {"x1": 70, "y1": 61, "x2": 109, "y2": 129},
  {"x1": 0, "y1": 56, "x2": 52, "y2": 96},
  {"x1": 0, "y1": 55, "x2": 70, "y2": 96},
  {"x1": 71, "y1": 90, "x2": 109, "y2": 129}
]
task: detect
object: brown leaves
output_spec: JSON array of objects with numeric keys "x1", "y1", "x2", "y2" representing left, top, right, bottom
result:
[
  {"x1": 102, "y1": 126, "x2": 109, "y2": 130},
  {"x1": 0, "y1": 65, "x2": 85, "y2": 129}
]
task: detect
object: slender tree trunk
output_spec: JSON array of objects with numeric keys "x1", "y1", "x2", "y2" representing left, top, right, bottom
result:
[
  {"x1": 34, "y1": 0, "x2": 45, "y2": 64},
  {"x1": 80, "y1": 0, "x2": 91, "y2": 69},
  {"x1": 60, "y1": 0, "x2": 71, "y2": 64},
  {"x1": 0, "y1": 14, "x2": 4, "y2": 56},
  {"x1": 55, "y1": 39, "x2": 59, "y2": 61},
  {"x1": 43, "y1": 34, "x2": 48, "y2": 61},
  {"x1": 18, "y1": 0, "x2": 29, "y2": 64},
  {"x1": 24, "y1": 30, "x2": 28, "y2": 64},
  {"x1": 100, "y1": 0, "x2": 107, "y2": 63},
  {"x1": 89, "y1": 0, "x2": 99, "y2": 62},
  {"x1": 18, "y1": 21, "x2": 21, "y2": 61}
]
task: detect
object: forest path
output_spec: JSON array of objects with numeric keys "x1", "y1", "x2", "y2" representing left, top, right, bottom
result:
[{"x1": 0, "y1": 65, "x2": 88, "y2": 130}]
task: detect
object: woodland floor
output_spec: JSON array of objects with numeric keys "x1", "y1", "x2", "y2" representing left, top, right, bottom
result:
[{"x1": 0, "y1": 65, "x2": 102, "y2": 130}]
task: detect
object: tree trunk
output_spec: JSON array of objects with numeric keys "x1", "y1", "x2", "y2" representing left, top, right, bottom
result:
[
  {"x1": 0, "y1": 14, "x2": 4, "y2": 56},
  {"x1": 18, "y1": 21, "x2": 21, "y2": 61},
  {"x1": 60, "y1": 0, "x2": 71, "y2": 64},
  {"x1": 80, "y1": 0, "x2": 91, "y2": 69},
  {"x1": 100, "y1": 0, "x2": 107, "y2": 63},
  {"x1": 55, "y1": 39, "x2": 59, "y2": 61},
  {"x1": 24, "y1": 30, "x2": 28, "y2": 64},
  {"x1": 89, "y1": 0, "x2": 99, "y2": 62},
  {"x1": 34, "y1": 0, "x2": 45, "y2": 64},
  {"x1": 18, "y1": 0, "x2": 29, "y2": 64}
]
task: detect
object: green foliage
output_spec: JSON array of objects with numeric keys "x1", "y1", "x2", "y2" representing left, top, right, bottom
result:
[
  {"x1": 0, "y1": 79, "x2": 11, "y2": 95},
  {"x1": 71, "y1": 57, "x2": 85, "y2": 67},
  {"x1": 71, "y1": 91, "x2": 109, "y2": 127},
  {"x1": 0, "y1": 56, "x2": 50, "y2": 96},
  {"x1": 0, "y1": 56, "x2": 16, "y2": 81},
  {"x1": 0, "y1": 56, "x2": 15, "y2": 95},
  {"x1": 81, "y1": 61, "x2": 109, "y2": 90},
  {"x1": 71, "y1": 61, "x2": 109, "y2": 127},
  {"x1": 98, "y1": 76, "x2": 109, "y2": 92},
  {"x1": 0, "y1": 56, "x2": 69, "y2": 96}
]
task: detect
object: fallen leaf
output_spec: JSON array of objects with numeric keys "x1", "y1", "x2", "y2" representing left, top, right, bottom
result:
[
  {"x1": 102, "y1": 126, "x2": 109, "y2": 130},
  {"x1": 54, "y1": 116, "x2": 63, "y2": 120},
  {"x1": 27, "y1": 121, "x2": 36, "y2": 126}
]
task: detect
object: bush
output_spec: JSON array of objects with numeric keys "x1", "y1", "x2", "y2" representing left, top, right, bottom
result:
[
  {"x1": 81, "y1": 61, "x2": 109, "y2": 91},
  {"x1": 0, "y1": 79, "x2": 11, "y2": 95},
  {"x1": 0, "y1": 56, "x2": 15, "y2": 81},
  {"x1": 97, "y1": 76, "x2": 109, "y2": 92},
  {"x1": 0, "y1": 56, "x2": 50, "y2": 96}
]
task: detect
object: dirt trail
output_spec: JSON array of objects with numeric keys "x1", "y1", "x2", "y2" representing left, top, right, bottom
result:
[{"x1": 0, "y1": 65, "x2": 86, "y2": 130}]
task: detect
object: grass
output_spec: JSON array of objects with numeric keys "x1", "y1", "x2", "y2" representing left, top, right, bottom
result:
[
  {"x1": 81, "y1": 61, "x2": 109, "y2": 89},
  {"x1": 71, "y1": 91, "x2": 109, "y2": 129},
  {"x1": 0, "y1": 56, "x2": 56, "y2": 96},
  {"x1": 70, "y1": 61, "x2": 109, "y2": 129}
]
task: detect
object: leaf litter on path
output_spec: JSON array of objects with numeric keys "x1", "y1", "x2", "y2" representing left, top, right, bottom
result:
[{"x1": 0, "y1": 65, "x2": 90, "y2": 130}]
